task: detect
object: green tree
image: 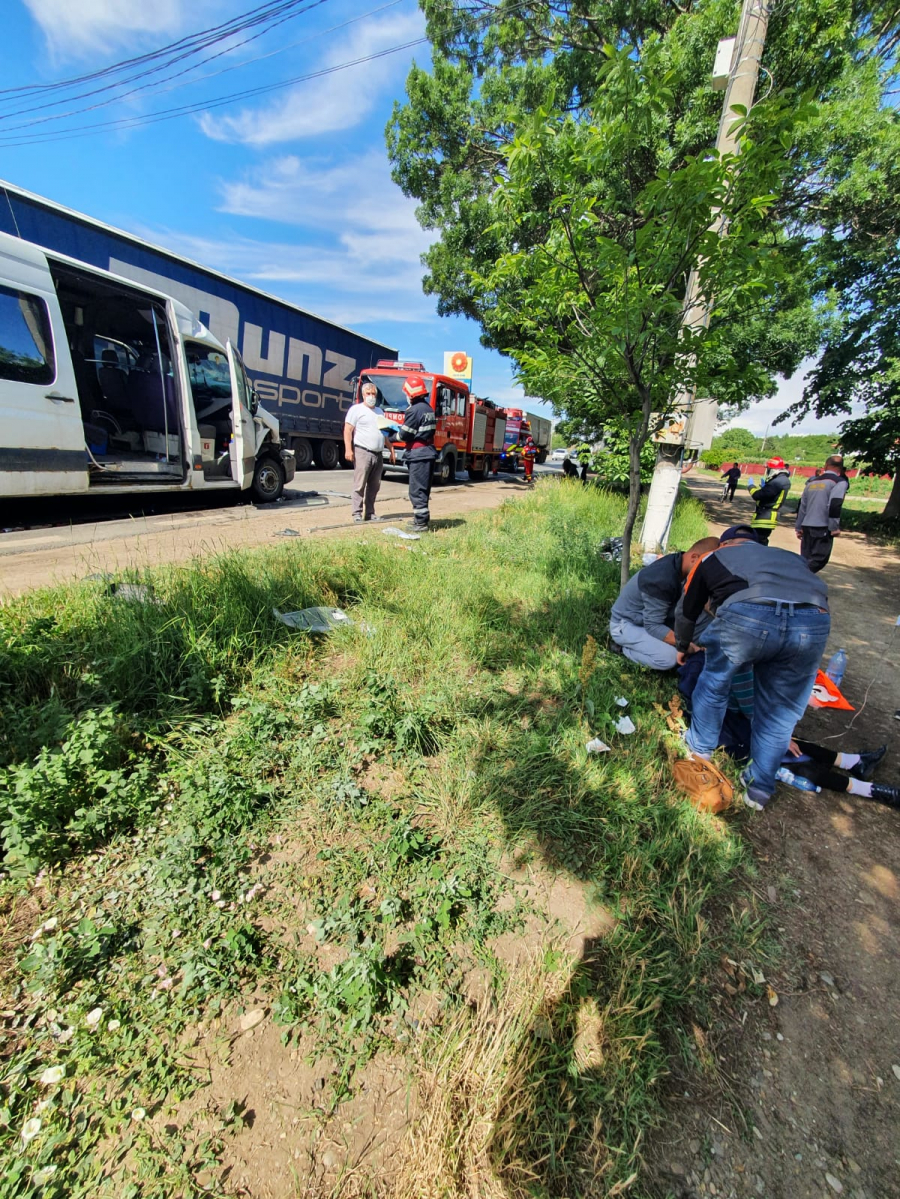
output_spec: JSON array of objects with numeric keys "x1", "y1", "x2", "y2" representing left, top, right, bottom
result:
[
  {"x1": 712, "y1": 425, "x2": 758, "y2": 455},
  {"x1": 767, "y1": 12, "x2": 900, "y2": 514}
]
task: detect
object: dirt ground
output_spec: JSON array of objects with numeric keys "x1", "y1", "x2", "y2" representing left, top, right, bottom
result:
[
  {"x1": 0, "y1": 472, "x2": 533, "y2": 597},
  {"x1": 646, "y1": 474, "x2": 900, "y2": 1199}
]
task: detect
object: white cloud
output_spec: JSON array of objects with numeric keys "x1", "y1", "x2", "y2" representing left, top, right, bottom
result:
[
  {"x1": 183, "y1": 149, "x2": 431, "y2": 321},
  {"x1": 22, "y1": 0, "x2": 190, "y2": 58},
  {"x1": 197, "y1": 9, "x2": 425, "y2": 145},
  {"x1": 723, "y1": 358, "x2": 863, "y2": 436}
]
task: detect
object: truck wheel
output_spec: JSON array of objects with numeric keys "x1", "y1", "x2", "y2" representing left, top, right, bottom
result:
[
  {"x1": 435, "y1": 453, "x2": 456, "y2": 485},
  {"x1": 252, "y1": 455, "x2": 285, "y2": 503},
  {"x1": 313, "y1": 440, "x2": 340, "y2": 470},
  {"x1": 467, "y1": 459, "x2": 486, "y2": 480},
  {"x1": 536, "y1": 449, "x2": 548, "y2": 464},
  {"x1": 292, "y1": 438, "x2": 313, "y2": 470}
]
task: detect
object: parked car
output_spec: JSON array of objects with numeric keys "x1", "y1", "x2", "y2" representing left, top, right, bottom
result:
[{"x1": 549, "y1": 447, "x2": 569, "y2": 462}]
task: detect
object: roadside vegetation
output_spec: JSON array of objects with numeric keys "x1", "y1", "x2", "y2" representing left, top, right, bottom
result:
[{"x1": 0, "y1": 483, "x2": 769, "y2": 1197}]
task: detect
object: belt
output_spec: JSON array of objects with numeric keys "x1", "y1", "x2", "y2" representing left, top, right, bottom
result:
[{"x1": 750, "y1": 600, "x2": 825, "y2": 610}]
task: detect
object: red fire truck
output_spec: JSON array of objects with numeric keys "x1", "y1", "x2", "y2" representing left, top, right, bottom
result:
[{"x1": 356, "y1": 361, "x2": 507, "y2": 483}]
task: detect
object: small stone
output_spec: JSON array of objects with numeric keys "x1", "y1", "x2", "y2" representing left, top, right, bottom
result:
[
  {"x1": 892, "y1": 1065, "x2": 900, "y2": 1081},
  {"x1": 322, "y1": 1150, "x2": 337, "y2": 1169},
  {"x1": 239, "y1": 1008, "x2": 266, "y2": 1033},
  {"x1": 825, "y1": 1174, "x2": 843, "y2": 1194},
  {"x1": 752, "y1": 1126, "x2": 763, "y2": 1141},
  {"x1": 847, "y1": 1159, "x2": 861, "y2": 1176},
  {"x1": 819, "y1": 972, "x2": 835, "y2": 987},
  {"x1": 766, "y1": 885, "x2": 777, "y2": 902},
  {"x1": 314, "y1": 1077, "x2": 325, "y2": 1092},
  {"x1": 689, "y1": 1139, "x2": 701, "y2": 1154},
  {"x1": 776, "y1": 1033, "x2": 784, "y2": 1042},
  {"x1": 795, "y1": 1154, "x2": 802, "y2": 1162},
  {"x1": 670, "y1": 1162, "x2": 686, "y2": 1176}
]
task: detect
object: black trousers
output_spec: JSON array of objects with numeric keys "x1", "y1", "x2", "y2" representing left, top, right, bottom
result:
[
  {"x1": 791, "y1": 738, "x2": 847, "y2": 792},
  {"x1": 753, "y1": 527, "x2": 773, "y2": 545},
  {"x1": 800, "y1": 525, "x2": 834, "y2": 573},
  {"x1": 408, "y1": 457, "x2": 434, "y2": 525}
]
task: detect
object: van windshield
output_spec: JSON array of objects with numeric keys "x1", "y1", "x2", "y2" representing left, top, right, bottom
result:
[{"x1": 362, "y1": 373, "x2": 432, "y2": 412}]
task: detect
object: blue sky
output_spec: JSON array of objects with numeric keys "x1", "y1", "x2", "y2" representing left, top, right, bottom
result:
[{"x1": 1, "y1": 0, "x2": 835, "y2": 435}]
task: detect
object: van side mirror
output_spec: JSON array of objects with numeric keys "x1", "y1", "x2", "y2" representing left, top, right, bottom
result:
[{"x1": 250, "y1": 388, "x2": 260, "y2": 415}]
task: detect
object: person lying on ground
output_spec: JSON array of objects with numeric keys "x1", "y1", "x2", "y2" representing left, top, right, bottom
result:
[
  {"x1": 795, "y1": 455, "x2": 850, "y2": 573},
  {"x1": 609, "y1": 536, "x2": 720, "y2": 670},
  {"x1": 674, "y1": 524, "x2": 831, "y2": 811},
  {"x1": 677, "y1": 656, "x2": 899, "y2": 807}
]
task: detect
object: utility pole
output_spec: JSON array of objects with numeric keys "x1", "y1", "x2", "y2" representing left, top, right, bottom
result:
[{"x1": 640, "y1": 0, "x2": 771, "y2": 552}]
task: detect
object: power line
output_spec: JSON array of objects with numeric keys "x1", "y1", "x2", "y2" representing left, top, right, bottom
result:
[
  {"x1": 0, "y1": 37, "x2": 428, "y2": 147},
  {"x1": 0, "y1": 0, "x2": 335, "y2": 131},
  {"x1": 0, "y1": 0, "x2": 314, "y2": 99},
  {"x1": 0, "y1": 0, "x2": 533, "y2": 149}
]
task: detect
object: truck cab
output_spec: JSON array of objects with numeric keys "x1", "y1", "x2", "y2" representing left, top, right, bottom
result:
[
  {"x1": 0, "y1": 232, "x2": 294, "y2": 501},
  {"x1": 356, "y1": 361, "x2": 505, "y2": 482}
]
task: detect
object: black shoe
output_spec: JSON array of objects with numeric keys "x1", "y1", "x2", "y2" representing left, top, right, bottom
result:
[
  {"x1": 608, "y1": 640, "x2": 625, "y2": 656},
  {"x1": 870, "y1": 782, "x2": 900, "y2": 808},
  {"x1": 895, "y1": 710, "x2": 900, "y2": 721},
  {"x1": 850, "y1": 745, "x2": 887, "y2": 781},
  {"x1": 410, "y1": 521, "x2": 430, "y2": 533}
]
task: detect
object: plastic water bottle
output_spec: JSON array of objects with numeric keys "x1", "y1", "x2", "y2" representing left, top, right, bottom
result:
[
  {"x1": 825, "y1": 648, "x2": 847, "y2": 686},
  {"x1": 776, "y1": 767, "x2": 821, "y2": 793}
]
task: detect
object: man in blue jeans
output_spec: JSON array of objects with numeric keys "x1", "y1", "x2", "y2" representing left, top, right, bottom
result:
[{"x1": 674, "y1": 525, "x2": 831, "y2": 811}]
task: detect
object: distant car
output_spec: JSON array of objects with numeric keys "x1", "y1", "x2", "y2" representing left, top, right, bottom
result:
[{"x1": 549, "y1": 447, "x2": 569, "y2": 462}]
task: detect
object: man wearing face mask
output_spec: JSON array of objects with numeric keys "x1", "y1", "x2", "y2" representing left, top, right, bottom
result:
[{"x1": 344, "y1": 382, "x2": 395, "y2": 522}]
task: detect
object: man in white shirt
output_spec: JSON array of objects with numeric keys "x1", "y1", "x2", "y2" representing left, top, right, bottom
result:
[{"x1": 343, "y1": 382, "x2": 396, "y2": 522}]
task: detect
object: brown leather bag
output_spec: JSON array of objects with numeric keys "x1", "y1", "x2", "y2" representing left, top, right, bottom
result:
[{"x1": 671, "y1": 756, "x2": 735, "y2": 814}]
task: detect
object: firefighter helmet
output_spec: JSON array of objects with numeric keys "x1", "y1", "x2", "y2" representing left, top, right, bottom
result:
[
  {"x1": 766, "y1": 456, "x2": 786, "y2": 470},
  {"x1": 403, "y1": 373, "x2": 428, "y2": 400}
]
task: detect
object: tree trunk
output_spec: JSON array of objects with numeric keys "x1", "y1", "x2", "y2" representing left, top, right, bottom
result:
[
  {"x1": 620, "y1": 434, "x2": 643, "y2": 590},
  {"x1": 882, "y1": 471, "x2": 900, "y2": 520}
]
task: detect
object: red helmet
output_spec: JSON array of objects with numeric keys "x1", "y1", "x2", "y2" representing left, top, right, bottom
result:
[
  {"x1": 403, "y1": 373, "x2": 428, "y2": 400},
  {"x1": 766, "y1": 457, "x2": 786, "y2": 470}
]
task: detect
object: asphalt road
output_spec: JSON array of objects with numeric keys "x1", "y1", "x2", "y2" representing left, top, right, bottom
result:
[{"x1": 0, "y1": 461, "x2": 563, "y2": 535}]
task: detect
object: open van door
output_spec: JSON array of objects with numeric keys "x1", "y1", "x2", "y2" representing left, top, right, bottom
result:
[
  {"x1": 225, "y1": 340, "x2": 257, "y2": 490},
  {"x1": 0, "y1": 233, "x2": 88, "y2": 496}
]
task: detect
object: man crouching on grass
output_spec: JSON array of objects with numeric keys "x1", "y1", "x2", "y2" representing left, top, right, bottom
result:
[
  {"x1": 608, "y1": 537, "x2": 720, "y2": 669},
  {"x1": 675, "y1": 525, "x2": 831, "y2": 812}
]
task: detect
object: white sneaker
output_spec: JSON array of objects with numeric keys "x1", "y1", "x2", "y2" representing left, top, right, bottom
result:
[{"x1": 742, "y1": 792, "x2": 765, "y2": 812}]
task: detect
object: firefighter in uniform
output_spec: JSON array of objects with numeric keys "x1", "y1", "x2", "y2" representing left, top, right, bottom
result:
[
  {"x1": 521, "y1": 435, "x2": 538, "y2": 483},
  {"x1": 398, "y1": 373, "x2": 437, "y2": 532},
  {"x1": 747, "y1": 457, "x2": 791, "y2": 545}
]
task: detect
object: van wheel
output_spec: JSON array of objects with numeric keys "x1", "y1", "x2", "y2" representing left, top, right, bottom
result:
[
  {"x1": 313, "y1": 440, "x2": 340, "y2": 470},
  {"x1": 252, "y1": 456, "x2": 285, "y2": 503},
  {"x1": 292, "y1": 438, "x2": 313, "y2": 470}
]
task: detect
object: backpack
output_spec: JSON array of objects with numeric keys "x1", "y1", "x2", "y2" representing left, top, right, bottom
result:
[{"x1": 671, "y1": 756, "x2": 735, "y2": 814}]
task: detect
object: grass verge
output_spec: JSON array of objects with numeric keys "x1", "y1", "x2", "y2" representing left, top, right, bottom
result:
[{"x1": 0, "y1": 481, "x2": 766, "y2": 1197}]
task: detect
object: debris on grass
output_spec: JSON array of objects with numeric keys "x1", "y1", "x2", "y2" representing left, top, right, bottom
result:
[
  {"x1": 273, "y1": 605, "x2": 352, "y2": 632},
  {"x1": 586, "y1": 737, "x2": 612, "y2": 754}
]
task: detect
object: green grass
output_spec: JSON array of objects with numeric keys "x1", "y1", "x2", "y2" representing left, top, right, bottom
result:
[
  {"x1": 838, "y1": 502, "x2": 900, "y2": 547},
  {"x1": 0, "y1": 482, "x2": 764, "y2": 1198}
]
